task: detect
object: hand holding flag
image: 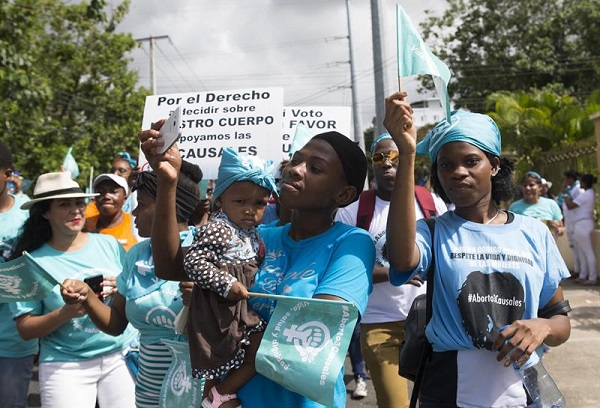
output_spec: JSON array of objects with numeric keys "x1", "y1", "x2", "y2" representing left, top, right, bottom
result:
[
  {"x1": 396, "y1": 4, "x2": 452, "y2": 122},
  {"x1": 253, "y1": 293, "x2": 358, "y2": 406}
]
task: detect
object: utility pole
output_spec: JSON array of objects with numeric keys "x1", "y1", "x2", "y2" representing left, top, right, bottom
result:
[
  {"x1": 370, "y1": 0, "x2": 387, "y2": 138},
  {"x1": 345, "y1": 0, "x2": 365, "y2": 153},
  {"x1": 135, "y1": 35, "x2": 169, "y2": 94}
]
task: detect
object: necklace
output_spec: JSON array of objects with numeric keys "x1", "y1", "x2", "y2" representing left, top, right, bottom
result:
[{"x1": 485, "y1": 209, "x2": 501, "y2": 225}]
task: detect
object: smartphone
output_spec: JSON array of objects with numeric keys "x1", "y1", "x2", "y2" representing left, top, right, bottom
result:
[
  {"x1": 157, "y1": 106, "x2": 182, "y2": 154},
  {"x1": 84, "y1": 274, "x2": 104, "y2": 300}
]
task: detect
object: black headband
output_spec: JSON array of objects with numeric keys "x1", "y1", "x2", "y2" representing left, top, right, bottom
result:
[{"x1": 311, "y1": 131, "x2": 367, "y2": 203}]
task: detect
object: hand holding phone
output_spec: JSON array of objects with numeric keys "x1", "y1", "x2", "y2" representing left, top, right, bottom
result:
[
  {"x1": 83, "y1": 274, "x2": 104, "y2": 300},
  {"x1": 157, "y1": 106, "x2": 182, "y2": 154}
]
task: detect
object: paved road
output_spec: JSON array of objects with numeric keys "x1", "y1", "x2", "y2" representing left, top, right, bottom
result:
[{"x1": 28, "y1": 279, "x2": 599, "y2": 407}]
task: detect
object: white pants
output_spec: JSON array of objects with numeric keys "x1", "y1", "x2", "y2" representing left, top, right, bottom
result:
[
  {"x1": 565, "y1": 220, "x2": 580, "y2": 272},
  {"x1": 572, "y1": 218, "x2": 598, "y2": 282},
  {"x1": 39, "y1": 350, "x2": 135, "y2": 408}
]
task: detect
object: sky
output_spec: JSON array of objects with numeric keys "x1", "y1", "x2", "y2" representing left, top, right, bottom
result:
[{"x1": 116, "y1": 0, "x2": 449, "y2": 134}]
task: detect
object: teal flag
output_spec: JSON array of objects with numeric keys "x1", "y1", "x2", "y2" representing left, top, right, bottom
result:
[
  {"x1": 289, "y1": 123, "x2": 313, "y2": 157},
  {"x1": 255, "y1": 294, "x2": 358, "y2": 407},
  {"x1": 159, "y1": 338, "x2": 204, "y2": 408},
  {"x1": 0, "y1": 252, "x2": 59, "y2": 303},
  {"x1": 396, "y1": 4, "x2": 452, "y2": 122},
  {"x1": 62, "y1": 146, "x2": 80, "y2": 179}
]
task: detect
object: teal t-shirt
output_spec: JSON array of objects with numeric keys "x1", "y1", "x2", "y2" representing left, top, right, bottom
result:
[
  {"x1": 116, "y1": 227, "x2": 196, "y2": 346},
  {"x1": 237, "y1": 222, "x2": 375, "y2": 408},
  {"x1": 509, "y1": 197, "x2": 563, "y2": 221},
  {"x1": 0, "y1": 194, "x2": 38, "y2": 358},
  {"x1": 10, "y1": 233, "x2": 137, "y2": 362}
]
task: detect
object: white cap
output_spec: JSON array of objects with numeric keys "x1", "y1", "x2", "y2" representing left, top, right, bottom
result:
[{"x1": 93, "y1": 173, "x2": 129, "y2": 195}]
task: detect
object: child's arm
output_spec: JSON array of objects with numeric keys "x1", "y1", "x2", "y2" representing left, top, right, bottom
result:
[{"x1": 184, "y1": 221, "x2": 240, "y2": 299}]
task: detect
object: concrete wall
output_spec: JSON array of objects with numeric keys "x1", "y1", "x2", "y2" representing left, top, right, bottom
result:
[{"x1": 556, "y1": 230, "x2": 600, "y2": 277}]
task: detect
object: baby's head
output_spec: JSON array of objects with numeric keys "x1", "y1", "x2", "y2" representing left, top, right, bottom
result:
[{"x1": 213, "y1": 148, "x2": 278, "y2": 230}]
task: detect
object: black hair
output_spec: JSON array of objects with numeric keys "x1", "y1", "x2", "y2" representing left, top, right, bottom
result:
[
  {"x1": 10, "y1": 201, "x2": 53, "y2": 259},
  {"x1": 521, "y1": 172, "x2": 542, "y2": 185},
  {"x1": 580, "y1": 174, "x2": 597, "y2": 188},
  {"x1": 563, "y1": 170, "x2": 580, "y2": 180},
  {"x1": 430, "y1": 155, "x2": 516, "y2": 204},
  {"x1": 180, "y1": 160, "x2": 202, "y2": 198},
  {"x1": 0, "y1": 141, "x2": 13, "y2": 170}
]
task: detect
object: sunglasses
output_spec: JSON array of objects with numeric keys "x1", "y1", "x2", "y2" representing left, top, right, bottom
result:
[{"x1": 372, "y1": 150, "x2": 400, "y2": 166}]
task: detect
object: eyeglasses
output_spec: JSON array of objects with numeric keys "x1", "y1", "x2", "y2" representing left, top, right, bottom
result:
[{"x1": 372, "y1": 150, "x2": 400, "y2": 166}]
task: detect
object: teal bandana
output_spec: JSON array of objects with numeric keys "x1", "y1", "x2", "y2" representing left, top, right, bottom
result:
[
  {"x1": 213, "y1": 148, "x2": 278, "y2": 202},
  {"x1": 416, "y1": 111, "x2": 501, "y2": 163}
]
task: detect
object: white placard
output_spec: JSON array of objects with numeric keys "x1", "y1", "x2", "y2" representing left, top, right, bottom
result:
[
  {"x1": 139, "y1": 88, "x2": 284, "y2": 179},
  {"x1": 280, "y1": 106, "x2": 352, "y2": 158}
]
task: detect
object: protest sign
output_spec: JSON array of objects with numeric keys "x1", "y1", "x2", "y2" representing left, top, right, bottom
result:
[
  {"x1": 0, "y1": 252, "x2": 59, "y2": 303},
  {"x1": 281, "y1": 106, "x2": 351, "y2": 158},
  {"x1": 139, "y1": 88, "x2": 284, "y2": 179},
  {"x1": 254, "y1": 293, "x2": 358, "y2": 406},
  {"x1": 159, "y1": 338, "x2": 204, "y2": 408}
]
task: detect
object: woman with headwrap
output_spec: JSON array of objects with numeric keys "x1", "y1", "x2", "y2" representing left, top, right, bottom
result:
[
  {"x1": 383, "y1": 92, "x2": 571, "y2": 408},
  {"x1": 509, "y1": 171, "x2": 564, "y2": 239},
  {"x1": 139, "y1": 123, "x2": 375, "y2": 408},
  {"x1": 60, "y1": 164, "x2": 201, "y2": 408}
]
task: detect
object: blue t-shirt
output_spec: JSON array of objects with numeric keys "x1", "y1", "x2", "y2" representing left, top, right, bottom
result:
[
  {"x1": 10, "y1": 233, "x2": 137, "y2": 362},
  {"x1": 509, "y1": 197, "x2": 563, "y2": 221},
  {"x1": 390, "y1": 212, "x2": 570, "y2": 352},
  {"x1": 0, "y1": 195, "x2": 38, "y2": 358},
  {"x1": 237, "y1": 222, "x2": 375, "y2": 408},
  {"x1": 116, "y1": 227, "x2": 196, "y2": 346}
]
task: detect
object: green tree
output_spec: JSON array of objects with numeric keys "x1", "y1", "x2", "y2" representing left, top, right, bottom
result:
[
  {"x1": 0, "y1": 0, "x2": 148, "y2": 186},
  {"x1": 485, "y1": 88, "x2": 600, "y2": 172},
  {"x1": 421, "y1": 0, "x2": 600, "y2": 112}
]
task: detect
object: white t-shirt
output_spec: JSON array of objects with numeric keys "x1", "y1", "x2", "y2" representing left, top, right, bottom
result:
[
  {"x1": 335, "y1": 192, "x2": 447, "y2": 324},
  {"x1": 571, "y1": 188, "x2": 596, "y2": 223}
]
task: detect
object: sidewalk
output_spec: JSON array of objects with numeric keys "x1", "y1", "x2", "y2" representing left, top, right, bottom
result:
[{"x1": 346, "y1": 278, "x2": 600, "y2": 407}]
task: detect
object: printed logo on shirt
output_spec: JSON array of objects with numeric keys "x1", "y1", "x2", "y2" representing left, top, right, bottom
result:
[
  {"x1": 145, "y1": 305, "x2": 177, "y2": 329},
  {"x1": 457, "y1": 271, "x2": 525, "y2": 350}
]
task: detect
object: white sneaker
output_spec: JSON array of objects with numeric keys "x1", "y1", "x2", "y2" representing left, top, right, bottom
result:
[{"x1": 352, "y1": 377, "x2": 368, "y2": 399}]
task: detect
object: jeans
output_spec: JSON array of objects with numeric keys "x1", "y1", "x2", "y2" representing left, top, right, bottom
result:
[
  {"x1": 0, "y1": 355, "x2": 35, "y2": 408},
  {"x1": 349, "y1": 323, "x2": 367, "y2": 380}
]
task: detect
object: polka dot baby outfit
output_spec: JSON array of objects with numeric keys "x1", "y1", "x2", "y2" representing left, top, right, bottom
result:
[{"x1": 184, "y1": 211, "x2": 265, "y2": 379}]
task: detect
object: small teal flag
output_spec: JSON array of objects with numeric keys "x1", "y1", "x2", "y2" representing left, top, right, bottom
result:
[
  {"x1": 0, "y1": 252, "x2": 59, "y2": 303},
  {"x1": 255, "y1": 294, "x2": 358, "y2": 406},
  {"x1": 289, "y1": 123, "x2": 313, "y2": 157},
  {"x1": 159, "y1": 338, "x2": 204, "y2": 408},
  {"x1": 62, "y1": 146, "x2": 80, "y2": 179},
  {"x1": 396, "y1": 4, "x2": 452, "y2": 122}
]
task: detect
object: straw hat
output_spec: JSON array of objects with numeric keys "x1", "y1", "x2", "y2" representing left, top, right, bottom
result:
[{"x1": 21, "y1": 172, "x2": 97, "y2": 210}]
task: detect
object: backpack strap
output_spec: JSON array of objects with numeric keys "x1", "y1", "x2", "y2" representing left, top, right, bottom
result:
[
  {"x1": 356, "y1": 189, "x2": 377, "y2": 230},
  {"x1": 409, "y1": 217, "x2": 436, "y2": 408},
  {"x1": 415, "y1": 185, "x2": 437, "y2": 219}
]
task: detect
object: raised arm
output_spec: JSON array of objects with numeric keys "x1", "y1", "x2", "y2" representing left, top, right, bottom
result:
[
  {"x1": 383, "y1": 91, "x2": 420, "y2": 271},
  {"x1": 139, "y1": 120, "x2": 187, "y2": 281}
]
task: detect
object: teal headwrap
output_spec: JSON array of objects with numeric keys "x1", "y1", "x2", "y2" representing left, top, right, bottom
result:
[
  {"x1": 370, "y1": 132, "x2": 393, "y2": 153},
  {"x1": 212, "y1": 148, "x2": 278, "y2": 202},
  {"x1": 416, "y1": 111, "x2": 501, "y2": 163}
]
